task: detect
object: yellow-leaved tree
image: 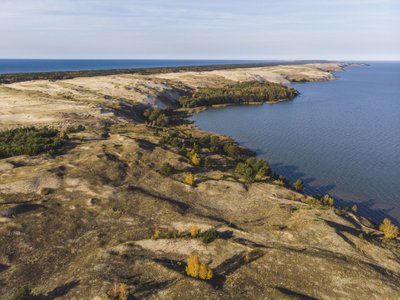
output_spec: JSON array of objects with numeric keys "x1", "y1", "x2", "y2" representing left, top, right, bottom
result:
[
  {"x1": 185, "y1": 255, "x2": 213, "y2": 280},
  {"x1": 190, "y1": 152, "x2": 201, "y2": 166},
  {"x1": 190, "y1": 225, "x2": 199, "y2": 238},
  {"x1": 379, "y1": 218, "x2": 399, "y2": 239},
  {"x1": 199, "y1": 262, "x2": 213, "y2": 280},
  {"x1": 185, "y1": 172, "x2": 194, "y2": 186},
  {"x1": 185, "y1": 255, "x2": 200, "y2": 278}
]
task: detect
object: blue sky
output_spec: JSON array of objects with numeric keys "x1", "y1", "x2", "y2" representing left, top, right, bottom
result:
[{"x1": 1, "y1": 0, "x2": 399, "y2": 60}]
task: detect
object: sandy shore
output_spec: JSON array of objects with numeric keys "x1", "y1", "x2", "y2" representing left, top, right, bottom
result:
[{"x1": 0, "y1": 63, "x2": 344, "y2": 130}]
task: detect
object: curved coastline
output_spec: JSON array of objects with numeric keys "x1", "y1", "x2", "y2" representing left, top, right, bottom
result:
[
  {"x1": 1, "y1": 62, "x2": 399, "y2": 299},
  {"x1": 190, "y1": 63, "x2": 398, "y2": 226}
]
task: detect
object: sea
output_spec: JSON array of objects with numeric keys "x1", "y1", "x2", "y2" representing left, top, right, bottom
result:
[
  {"x1": 193, "y1": 62, "x2": 400, "y2": 224},
  {"x1": 1, "y1": 59, "x2": 398, "y2": 224},
  {"x1": 0, "y1": 59, "x2": 278, "y2": 74}
]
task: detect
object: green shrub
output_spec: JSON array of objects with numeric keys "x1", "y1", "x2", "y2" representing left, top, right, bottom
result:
[
  {"x1": 293, "y1": 179, "x2": 304, "y2": 192},
  {"x1": 0, "y1": 127, "x2": 63, "y2": 158},
  {"x1": 159, "y1": 162, "x2": 174, "y2": 176},
  {"x1": 65, "y1": 125, "x2": 85, "y2": 134},
  {"x1": 201, "y1": 229, "x2": 220, "y2": 244},
  {"x1": 12, "y1": 287, "x2": 36, "y2": 300},
  {"x1": 145, "y1": 108, "x2": 171, "y2": 127},
  {"x1": 235, "y1": 158, "x2": 271, "y2": 182}
]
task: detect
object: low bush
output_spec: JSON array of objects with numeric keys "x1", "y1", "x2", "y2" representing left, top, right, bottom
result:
[
  {"x1": 293, "y1": 179, "x2": 304, "y2": 192},
  {"x1": 159, "y1": 162, "x2": 174, "y2": 176},
  {"x1": 106, "y1": 283, "x2": 129, "y2": 300},
  {"x1": 200, "y1": 229, "x2": 220, "y2": 244},
  {"x1": 320, "y1": 194, "x2": 334, "y2": 206},
  {"x1": 11, "y1": 287, "x2": 37, "y2": 300},
  {"x1": 0, "y1": 127, "x2": 63, "y2": 158},
  {"x1": 144, "y1": 108, "x2": 171, "y2": 127},
  {"x1": 65, "y1": 124, "x2": 85, "y2": 134}
]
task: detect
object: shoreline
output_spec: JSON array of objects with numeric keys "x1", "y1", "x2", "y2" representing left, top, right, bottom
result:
[
  {"x1": 1, "y1": 63, "x2": 399, "y2": 299},
  {"x1": 182, "y1": 63, "x2": 394, "y2": 226}
]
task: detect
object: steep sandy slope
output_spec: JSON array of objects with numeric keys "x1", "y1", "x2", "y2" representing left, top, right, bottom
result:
[{"x1": 0, "y1": 63, "x2": 344, "y2": 130}]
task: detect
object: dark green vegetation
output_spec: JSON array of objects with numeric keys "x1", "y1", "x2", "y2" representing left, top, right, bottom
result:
[
  {"x1": 143, "y1": 107, "x2": 173, "y2": 127},
  {"x1": 159, "y1": 162, "x2": 175, "y2": 176},
  {"x1": 157, "y1": 129, "x2": 280, "y2": 184},
  {"x1": 235, "y1": 157, "x2": 272, "y2": 183},
  {"x1": 200, "y1": 229, "x2": 220, "y2": 244},
  {"x1": 159, "y1": 130, "x2": 254, "y2": 162},
  {"x1": 11, "y1": 287, "x2": 37, "y2": 300},
  {"x1": 179, "y1": 82, "x2": 298, "y2": 108},
  {"x1": 0, "y1": 61, "x2": 331, "y2": 84},
  {"x1": 64, "y1": 125, "x2": 85, "y2": 134},
  {"x1": 0, "y1": 127, "x2": 63, "y2": 159}
]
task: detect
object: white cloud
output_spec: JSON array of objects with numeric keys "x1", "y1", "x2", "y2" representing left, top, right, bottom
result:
[{"x1": 0, "y1": 0, "x2": 398, "y2": 59}]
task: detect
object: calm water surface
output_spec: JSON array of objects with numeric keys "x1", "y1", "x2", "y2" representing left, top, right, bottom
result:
[{"x1": 193, "y1": 62, "x2": 400, "y2": 223}]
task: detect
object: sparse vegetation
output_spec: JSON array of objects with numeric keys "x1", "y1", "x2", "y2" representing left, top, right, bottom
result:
[
  {"x1": 179, "y1": 81, "x2": 298, "y2": 108},
  {"x1": 190, "y1": 225, "x2": 199, "y2": 238},
  {"x1": 275, "y1": 175, "x2": 288, "y2": 186},
  {"x1": 379, "y1": 218, "x2": 399, "y2": 239},
  {"x1": 185, "y1": 255, "x2": 213, "y2": 280},
  {"x1": 293, "y1": 179, "x2": 304, "y2": 192},
  {"x1": 235, "y1": 158, "x2": 271, "y2": 182},
  {"x1": 159, "y1": 162, "x2": 174, "y2": 176},
  {"x1": 101, "y1": 126, "x2": 111, "y2": 138},
  {"x1": 189, "y1": 151, "x2": 201, "y2": 166},
  {"x1": 152, "y1": 229, "x2": 160, "y2": 240},
  {"x1": 159, "y1": 129, "x2": 254, "y2": 161},
  {"x1": 106, "y1": 283, "x2": 129, "y2": 300},
  {"x1": 351, "y1": 204, "x2": 358, "y2": 213},
  {"x1": 200, "y1": 229, "x2": 220, "y2": 244},
  {"x1": 65, "y1": 124, "x2": 85, "y2": 134},
  {"x1": 185, "y1": 172, "x2": 194, "y2": 186},
  {"x1": 11, "y1": 287, "x2": 36, "y2": 300},
  {"x1": 0, "y1": 127, "x2": 63, "y2": 159},
  {"x1": 320, "y1": 194, "x2": 334, "y2": 206},
  {"x1": 144, "y1": 107, "x2": 172, "y2": 127}
]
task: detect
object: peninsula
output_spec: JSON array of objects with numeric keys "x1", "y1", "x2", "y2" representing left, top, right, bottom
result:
[{"x1": 0, "y1": 62, "x2": 399, "y2": 299}]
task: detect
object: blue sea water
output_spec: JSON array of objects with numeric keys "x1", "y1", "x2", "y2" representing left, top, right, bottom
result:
[
  {"x1": 0, "y1": 59, "x2": 279, "y2": 74},
  {"x1": 193, "y1": 62, "x2": 400, "y2": 223}
]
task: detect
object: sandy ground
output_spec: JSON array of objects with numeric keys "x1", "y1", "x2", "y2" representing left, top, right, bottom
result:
[
  {"x1": 0, "y1": 125, "x2": 398, "y2": 299},
  {"x1": 0, "y1": 63, "x2": 344, "y2": 130}
]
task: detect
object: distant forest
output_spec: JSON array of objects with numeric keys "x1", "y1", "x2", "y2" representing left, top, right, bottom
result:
[
  {"x1": 179, "y1": 81, "x2": 298, "y2": 108},
  {"x1": 0, "y1": 60, "x2": 332, "y2": 84}
]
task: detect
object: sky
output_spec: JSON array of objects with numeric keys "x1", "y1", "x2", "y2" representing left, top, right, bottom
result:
[{"x1": 0, "y1": 0, "x2": 399, "y2": 60}]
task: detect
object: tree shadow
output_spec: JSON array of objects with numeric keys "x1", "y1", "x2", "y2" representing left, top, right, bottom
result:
[
  {"x1": 274, "y1": 287, "x2": 318, "y2": 300},
  {"x1": 0, "y1": 203, "x2": 44, "y2": 218},
  {"x1": 153, "y1": 249, "x2": 265, "y2": 290},
  {"x1": 36, "y1": 280, "x2": 80, "y2": 299},
  {"x1": 0, "y1": 264, "x2": 9, "y2": 273},
  {"x1": 128, "y1": 185, "x2": 191, "y2": 213},
  {"x1": 131, "y1": 279, "x2": 175, "y2": 299}
]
